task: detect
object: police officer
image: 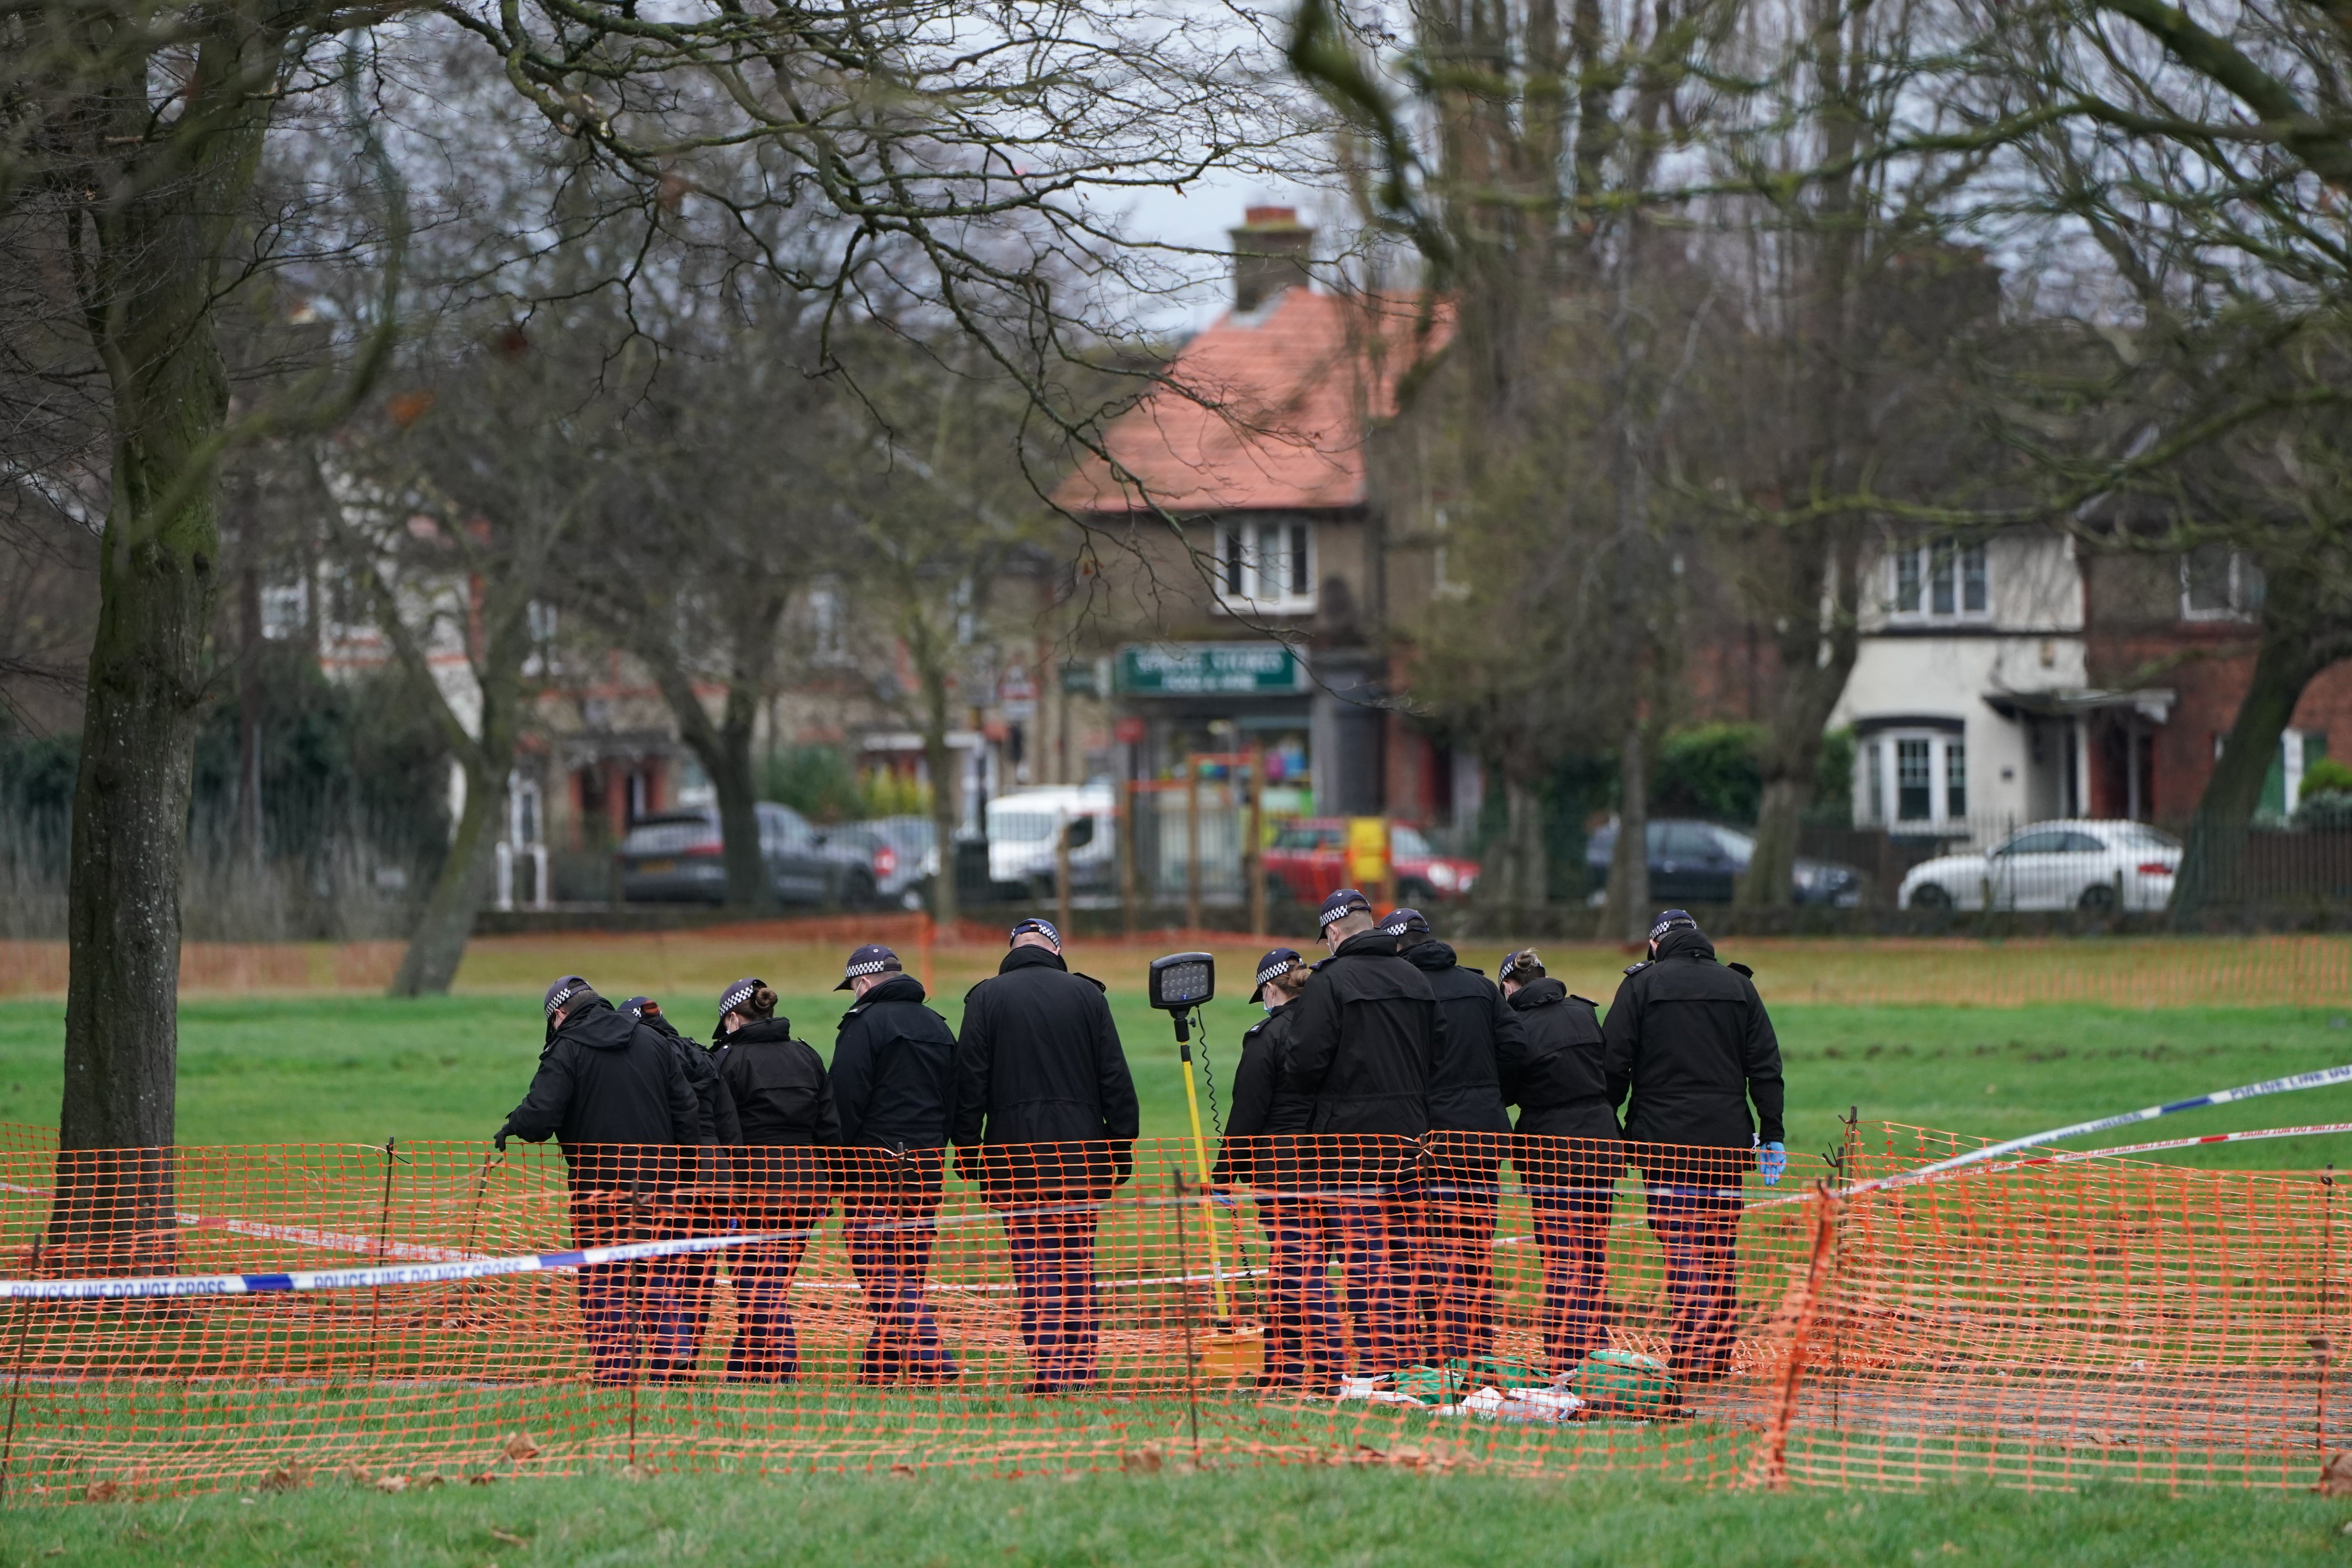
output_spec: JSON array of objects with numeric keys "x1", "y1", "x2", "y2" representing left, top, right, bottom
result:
[
  {"x1": 1497, "y1": 949, "x2": 1621, "y2": 1373},
  {"x1": 624, "y1": 996, "x2": 741, "y2": 1148},
  {"x1": 951, "y1": 917, "x2": 1138, "y2": 1394},
  {"x1": 831, "y1": 943, "x2": 960, "y2": 1385},
  {"x1": 713, "y1": 978, "x2": 840, "y2": 1382},
  {"x1": 1283, "y1": 889, "x2": 1443, "y2": 1376},
  {"x1": 497, "y1": 975, "x2": 701, "y2": 1383},
  {"x1": 1602, "y1": 911, "x2": 1786, "y2": 1385},
  {"x1": 1212, "y1": 947, "x2": 1339, "y2": 1389},
  {"x1": 1383, "y1": 907, "x2": 1522, "y2": 1364},
  {"x1": 622, "y1": 995, "x2": 741, "y2": 1373}
]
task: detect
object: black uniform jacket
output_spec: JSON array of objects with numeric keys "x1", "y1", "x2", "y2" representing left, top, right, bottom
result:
[
  {"x1": 502, "y1": 998, "x2": 701, "y2": 1192},
  {"x1": 1503, "y1": 978, "x2": 1622, "y2": 1145},
  {"x1": 832, "y1": 973, "x2": 958, "y2": 1151},
  {"x1": 1398, "y1": 939, "x2": 1519, "y2": 1136},
  {"x1": 717, "y1": 1017, "x2": 839, "y2": 1196},
  {"x1": 1601, "y1": 928, "x2": 1785, "y2": 1151},
  {"x1": 952, "y1": 946, "x2": 1139, "y2": 1198},
  {"x1": 639, "y1": 1010, "x2": 741, "y2": 1145},
  {"x1": 1211, "y1": 997, "x2": 1312, "y2": 1189},
  {"x1": 1283, "y1": 930, "x2": 1441, "y2": 1185}
]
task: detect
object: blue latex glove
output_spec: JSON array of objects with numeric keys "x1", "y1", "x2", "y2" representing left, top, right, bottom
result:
[{"x1": 1757, "y1": 1141, "x2": 1786, "y2": 1186}]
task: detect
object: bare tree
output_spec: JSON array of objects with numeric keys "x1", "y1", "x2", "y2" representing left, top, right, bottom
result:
[
  {"x1": 336, "y1": 320, "x2": 632, "y2": 995},
  {"x1": 5, "y1": 0, "x2": 1295, "y2": 1179}
]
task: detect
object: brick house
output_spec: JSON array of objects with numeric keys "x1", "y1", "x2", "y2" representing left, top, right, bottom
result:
[{"x1": 1054, "y1": 207, "x2": 1477, "y2": 827}]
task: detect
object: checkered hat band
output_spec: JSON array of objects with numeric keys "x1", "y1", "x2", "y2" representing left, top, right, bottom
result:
[
  {"x1": 1318, "y1": 900, "x2": 1367, "y2": 929},
  {"x1": 544, "y1": 982, "x2": 582, "y2": 1016},
  {"x1": 1010, "y1": 918, "x2": 1060, "y2": 945},
  {"x1": 1649, "y1": 910, "x2": 1698, "y2": 942},
  {"x1": 845, "y1": 959, "x2": 896, "y2": 978},
  {"x1": 1256, "y1": 959, "x2": 1298, "y2": 987},
  {"x1": 720, "y1": 982, "x2": 761, "y2": 1016}
]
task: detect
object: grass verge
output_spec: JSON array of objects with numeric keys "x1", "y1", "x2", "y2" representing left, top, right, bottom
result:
[{"x1": 4, "y1": 1465, "x2": 2349, "y2": 1566}]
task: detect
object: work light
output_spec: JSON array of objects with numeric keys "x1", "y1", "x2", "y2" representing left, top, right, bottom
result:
[{"x1": 1149, "y1": 951, "x2": 1215, "y2": 1011}]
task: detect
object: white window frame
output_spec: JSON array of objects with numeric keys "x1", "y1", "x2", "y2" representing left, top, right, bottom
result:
[
  {"x1": 1858, "y1": 730, "x2": 1969, "y2": 830},
  {"x1": 1887, "y1": 537, "x2": 1991, "y2": 624},
  {"x1": 1215, "y1": 519, "x2": 1316, "y2": 615},
  {"x1": 2180, "y1": 546, "x2": 2264, "y2": 622}
]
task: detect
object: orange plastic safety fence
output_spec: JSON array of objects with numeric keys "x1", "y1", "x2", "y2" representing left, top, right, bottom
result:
[{"x1": 0, "y1": 1129, "x2": 2336, "y2": 1503}]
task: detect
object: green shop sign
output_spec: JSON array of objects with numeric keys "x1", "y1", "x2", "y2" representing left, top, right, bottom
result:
[{"x1": 1116, "y1": 642, "x2": 1307, "y2": 696}]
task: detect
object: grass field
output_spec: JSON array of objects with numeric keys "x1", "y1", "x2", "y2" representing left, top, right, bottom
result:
[
  {"x1": 4, "y1": 993, "x2": 2350, "y2": 1167},
  {"x1": 7, "y1": 1466, "x2": 2352, "y2": 1566},
  {"x1": 4, "y1": 939, "x2": 2352, "y2": 1559}
]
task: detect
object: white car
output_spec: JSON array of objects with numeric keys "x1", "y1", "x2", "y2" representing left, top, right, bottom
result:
[{"x1": 1898, "y1": 819, "x2": 2183, "y2": 913}]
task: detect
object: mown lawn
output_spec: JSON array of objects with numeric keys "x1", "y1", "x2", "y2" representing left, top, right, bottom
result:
[
  {"x1": 3, "y1": 1466, "x2": 2348, "y2": 1566},
  {"x1": 2, "y1": 995, "x2": 2350, "y2": 1166}
]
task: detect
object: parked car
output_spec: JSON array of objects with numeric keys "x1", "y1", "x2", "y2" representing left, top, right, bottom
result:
[
  {"x1": 844, "y1": 815, "x2": 940, "y2": 909},
  {"x1": 1583, "y1": 819, "x2": 1862, "y2": 906},
  {"x1": 614, "y1": 802, "x2": 851, "y2": 905},
  {"x1": 1898, "y1": 819, "x2": 2181, "y2": 913},
  {"x1": 986, "y1": 787, "x2": 1117, "y2": 896},
  {"x1": 1263, "y1": 819, "x2": 1482, "y2": 906}
]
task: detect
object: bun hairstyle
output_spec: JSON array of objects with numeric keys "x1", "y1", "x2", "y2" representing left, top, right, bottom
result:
[
  {"x1": 718, "y1": 976, "x2": 780, "y2": 1033},
  {"x1": 1499, "y1": 948, "x2": 1546, "y2": 984}
]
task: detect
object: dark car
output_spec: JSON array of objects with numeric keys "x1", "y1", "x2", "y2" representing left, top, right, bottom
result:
[
  {"x1": 1583, "y1": 818, "x2": 1861, "y2": 906},
  {"x1": 615, "y1": 803, "x2": 848, "y2": 905},
  {"x1": 821, "y1": 822, "x2": 931, "y2": 909}
]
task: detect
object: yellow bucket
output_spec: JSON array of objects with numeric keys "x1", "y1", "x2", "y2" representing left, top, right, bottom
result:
[{"x1": 1199, "y1": 1321, "x2": 1266, "y2": 1383}]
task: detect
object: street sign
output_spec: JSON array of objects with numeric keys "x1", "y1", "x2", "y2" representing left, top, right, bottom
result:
[{"x1": 1116, "y1": 642, "x2": 1306, "y2": 696}]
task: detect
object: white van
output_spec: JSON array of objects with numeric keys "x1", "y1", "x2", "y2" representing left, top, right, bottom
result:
[{"x1": 985, "y1": 786, "x2": 1118, "y2": 895}]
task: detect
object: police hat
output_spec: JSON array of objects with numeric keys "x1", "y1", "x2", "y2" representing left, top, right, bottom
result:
[
  {"x1": 621, "y1": 995, "x2": 660, "y2": 1020},
  {"x1": 1008, "y1": 916, "x2": 1061, "y2": 950},
  {"x1": 718, "y1": 976, "x2": 766, "y2": 1020},
  {"x1": 1317, "y1": 888, "x2": 1373, "y2": 929},
  {"x1": 835, "y1": 943, "x2": 903, "y2": 991},
  {"x1": 1251, "y1": 947, "x2": 1305, "y2": 1001},
  {"x1": 1378, "y1": 907, "x2": 1430, "y2": 938},
  {"x1": 1649, "y1": 909, "x2": 1700, "y2": 942},
  {"x1": 1499, "y1": 949, "x2": 1544, "y2": 985},
  {"x1": 543, "y1": 975, "x2": 590, "y2": 1017}
]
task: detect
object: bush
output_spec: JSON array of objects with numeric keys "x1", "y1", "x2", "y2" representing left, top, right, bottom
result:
[
  {"x1": 2302, "y1": 757, "x2": 2352, "y2": 797},
  {"x1": 762, "y1": 744, "x2": 866, "y2": 823},
  {"x1": 1653, "y1": 724, "x2": 1764, "y2": 824},
  {"x1": 2294, "y1": 789, "x2": 2352, "y2": 831}
]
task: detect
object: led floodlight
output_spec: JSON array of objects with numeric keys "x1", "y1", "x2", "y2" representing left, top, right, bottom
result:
[{"x1": 1149, "y1": 952, "x2": 1215, "y2": 1011}]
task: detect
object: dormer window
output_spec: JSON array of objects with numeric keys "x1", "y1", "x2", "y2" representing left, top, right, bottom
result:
[
  {"x1": 1217, "y1": 520, "x2": 1316, "y2": 614},
  {"x1": 1891, "y1": 537, "x2": 1989, "y2": 621}
]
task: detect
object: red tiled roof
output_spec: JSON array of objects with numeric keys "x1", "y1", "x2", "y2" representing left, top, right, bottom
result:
[{"x1": 1056, "y1": 289, "x2": 1450, "y2": 515}]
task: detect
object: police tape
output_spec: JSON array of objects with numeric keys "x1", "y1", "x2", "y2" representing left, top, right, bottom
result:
[
  {"x1": 1847, "y1": 1060, "x2": 2352, "y2": 1198},
  {"x1": 0, "y1": 1226, "x2": 808, "y2": 1303}
]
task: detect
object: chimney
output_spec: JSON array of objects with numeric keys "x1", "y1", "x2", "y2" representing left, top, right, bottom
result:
[{"x1": 1229, "y1": 206, "x2": 1312, "y2": 312}]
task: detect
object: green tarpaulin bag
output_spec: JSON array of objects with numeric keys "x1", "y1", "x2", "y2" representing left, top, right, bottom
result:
[
  {"x1": 1568, "y1": 1349, "x2": 1679, "y2": 1414},
  {"x1": 1388, "y1": 1357, "x2": 1553, "y2": 1405}
]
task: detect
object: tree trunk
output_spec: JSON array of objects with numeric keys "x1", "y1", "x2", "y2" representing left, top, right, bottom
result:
[
  {"x1": 1502, "y1": 775, "x2": 1548, "y2": 924},
  {"x1": 1604, "y1": 722, "x2": 1653, "y2": 942},
  {"x1": 236, "y1": 564, "x2": 265, "y2": 869},
  {"x1": 648, "y1": 658, "x2": 771, "y2": 910},
  {"x1": 709, "y1": 692, "x2": 767, "y2": 909},
  {"x1": 924, "y1": 687, "x2": 960, "y2": 930},
  {"x1": 56, "y1": 417, "x2": 222, "y2": 1266},
  {"x1": 1740, "y1": 556, "x2": 1861, "y2": 908},
  {"x1": 2170, "y1": 597, "x2": 2340, "y2": 920},
  {"x1": 388, "y1": 755, "x2": 508, "y2": 996}
]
